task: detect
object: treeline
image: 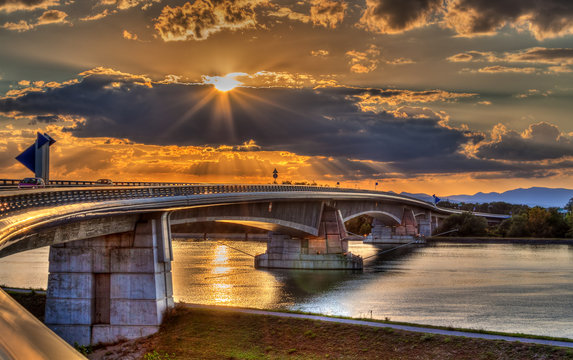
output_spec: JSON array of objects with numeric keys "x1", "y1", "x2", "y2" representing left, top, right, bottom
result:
[
  {"x1": 345, "y1": 199, "x2": 573, "y2": 238},
  {"x1": 436, "y1": 198, "x2": 573, "y2": 238},
  {"x1": 437, "y1": 200, "x2": 529, "y2": 215}
]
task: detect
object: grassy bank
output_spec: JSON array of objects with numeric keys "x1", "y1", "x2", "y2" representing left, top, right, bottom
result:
[
  {"x1": 2, "y1": 288, "x2": 572, "y2": 359},
  {"x1": 89, "y1": 305, "x2": 573, "y2": 360}
]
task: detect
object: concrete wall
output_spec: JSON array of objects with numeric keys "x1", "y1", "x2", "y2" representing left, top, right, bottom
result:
[{"x1": 45, "y1": 213, "x2": 174, "y2": 346}]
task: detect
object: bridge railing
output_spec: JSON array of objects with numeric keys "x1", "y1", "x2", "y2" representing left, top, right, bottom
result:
[
  {"x1": 0, "y1": 178, "x2": 197, "y2": 188},
  {"x1": 0, "y1": 184, "x2": 406, "y2": 218}
]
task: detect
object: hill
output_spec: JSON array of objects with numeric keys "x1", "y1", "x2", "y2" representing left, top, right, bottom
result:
[{"x1": 400, "y1": 187, "x2": 573, "y2": 208}]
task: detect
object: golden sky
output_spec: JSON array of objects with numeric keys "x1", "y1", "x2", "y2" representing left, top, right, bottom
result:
[{"x1": 1, "y1": 0, "x2": 573, "y2": 195}]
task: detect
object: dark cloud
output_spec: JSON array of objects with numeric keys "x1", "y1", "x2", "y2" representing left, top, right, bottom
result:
[
  {"x1": 444, "y1": 0, "x2": 573, "y2": 40},
  {"x1": 2, "y1": 70, "x2": 572, "y2": 180},
  {"x1": 359, "y1": 0, "x2": 441, "y2": 34},
  {"x1": 28, "y1": 114, "x2": 60, "y2": 125},
  {"x1": 0, "y1": 70, "x2": 470, "y2": 165},
  {"x1": 0, "y1": 0, "x2": 57, "y2": 13},
  {"x1": 474, "y1": 122, "x2": 573, "y2": 161},
  {"x1": 358, "y1": 0, "x2": 573, "y2": 39}
]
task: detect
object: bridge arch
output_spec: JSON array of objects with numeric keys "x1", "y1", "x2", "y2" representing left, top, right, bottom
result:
[
  {"x1": 170, "y1": 215, "x2": 318, "y2": 236},
  {"x1": 343, "y1": 210, "x2": 401, "y2": 225}
]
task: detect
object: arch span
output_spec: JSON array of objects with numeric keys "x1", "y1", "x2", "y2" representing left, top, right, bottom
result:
[{"x1": 343, "y1": 211, "x2": 401, "y2": 225}]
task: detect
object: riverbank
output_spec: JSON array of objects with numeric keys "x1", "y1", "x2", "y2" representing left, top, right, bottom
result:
[
  {"x1": 3, "y1": 287, "x2": 573, "y2": 359},
  {"x1": 428, "y1": 236, "x2": 573, "y2": 244},
  {"x1": 87, "y1": 304, "x2": 573, "y2": 359}
]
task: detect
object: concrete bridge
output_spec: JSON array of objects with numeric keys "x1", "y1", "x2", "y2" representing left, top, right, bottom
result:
[{"x1": 0, "y1": 184, "x2": 508, "y2": 347}]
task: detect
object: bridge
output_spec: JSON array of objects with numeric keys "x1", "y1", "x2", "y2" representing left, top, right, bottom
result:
[{"x1": 0, "y1": 183, "x2": 509, "y2": 348}]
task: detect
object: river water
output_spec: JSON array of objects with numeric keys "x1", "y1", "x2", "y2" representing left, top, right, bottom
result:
[{"x1": 1, "y1": 240, "x2": 572, "y2": 338}]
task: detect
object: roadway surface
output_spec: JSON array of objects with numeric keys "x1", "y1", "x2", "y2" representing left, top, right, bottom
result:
[{"x1": 185, "y1": 303, "x2": 573, "y2": 349}]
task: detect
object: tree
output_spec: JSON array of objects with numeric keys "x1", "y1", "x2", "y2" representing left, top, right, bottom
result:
[
  {"x1": 435, "y1": 212, "x2": 487, "y2": 237},
  {"x1": 565, "y1": 197, "x2": 573, "y2": 213}
]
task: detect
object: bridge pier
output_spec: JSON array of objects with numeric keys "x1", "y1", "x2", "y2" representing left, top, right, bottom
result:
[
  {"x1": 366, "y1": 208, "x2": 422, "y2": 244},
  {"x1": 45, "y1": 214, "x2": 174, "y2": 346},
  {"x1": 255, "y1": 207, "x2": 362, "y2": 270}
]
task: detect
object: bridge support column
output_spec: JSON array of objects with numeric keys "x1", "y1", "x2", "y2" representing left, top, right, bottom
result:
[
  {"x1": 254, "y1": 207, "x2": 362, "y2": 270},
  {"x1": 418, "y1": 211, "x2": 432, "y2": 238},
  {"x1": 45, "y1": 213, "x2": 174, "y2": 346}
]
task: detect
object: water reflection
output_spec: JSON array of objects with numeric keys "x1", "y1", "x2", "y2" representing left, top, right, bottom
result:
[{"x1": 0, "y1": 239, "x2": 572, "y2": 338}]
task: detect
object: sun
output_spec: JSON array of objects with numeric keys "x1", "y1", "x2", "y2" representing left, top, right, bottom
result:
[{"x1": 202, "y1": 73, "x2": 244, "y2": 92}]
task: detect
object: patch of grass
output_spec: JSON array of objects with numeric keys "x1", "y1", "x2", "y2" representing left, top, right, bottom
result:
[
  {"x1": 73, "y1": 343, "x2": 93, "y2": 356},
  {"x1": 227, "y1": 349, "x2": 265, "y2": 360},
  {"x1": 421, "y1": 334, "x2": 434, "y2": 342},
  {"x1": 304, "y1": 330, "x2": 316, "y2": 338},
  {"x1": 143, "y1": 350, "x2": 175, "y2": 360}
]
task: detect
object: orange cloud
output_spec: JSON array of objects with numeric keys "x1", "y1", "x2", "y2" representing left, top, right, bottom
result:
[
  {"x1": 154, "y1": 0, "x2": 268, "y2": 41},
  {"x1": 122, "y1": 29, "x2": 138, "y2": 41},
  {"x1": 346, "y1": 45, "x2": 380, "y2": 73},
  {"x1": 309, "y1": 0, "x2": 346, "y2": 29},
  {"x1": 2, "y1": 9, "x2": 68, "y2": 31}
]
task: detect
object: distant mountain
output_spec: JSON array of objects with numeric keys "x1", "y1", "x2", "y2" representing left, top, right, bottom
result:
[{"x1": 400, "y1": 187, "x2": 573, "y2": 208}]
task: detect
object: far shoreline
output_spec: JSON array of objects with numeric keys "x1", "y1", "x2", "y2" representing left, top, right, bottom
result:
[{"x1": 428, "y1": 236, "x2": 573, "y2": 245}]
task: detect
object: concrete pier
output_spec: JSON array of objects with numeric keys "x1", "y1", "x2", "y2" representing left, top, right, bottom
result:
[
  {"x1": 255, "y1": 207, "x2": 363, "y2": 270},
  {"x1": 45, "y1": 214, "x2": 174, "y2": 345}
]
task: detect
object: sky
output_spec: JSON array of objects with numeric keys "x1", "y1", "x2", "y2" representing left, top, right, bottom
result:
[{"x1": 0, "y1": 0, "x2": 572, "y2": 196}]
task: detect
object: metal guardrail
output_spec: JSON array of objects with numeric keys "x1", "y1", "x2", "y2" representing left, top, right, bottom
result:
[
  {"x1": 0, "y1": 184, "x2": 411, "y2": 218},
  {"x1": 0, "y1": 178, "x2": 195, "y2": 187}
]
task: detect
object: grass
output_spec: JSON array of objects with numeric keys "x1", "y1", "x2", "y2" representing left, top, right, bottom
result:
[{"x1": 111, "y1": 305, "x2": 573, "y2": 360}]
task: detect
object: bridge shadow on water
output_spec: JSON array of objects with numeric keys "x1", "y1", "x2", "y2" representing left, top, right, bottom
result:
[
  {"x1": 254, "y1": 243, "x2": 425, "y2": 302},
  {"x1": 363, "y1": 244, "x2": 425, "y2": 274}
]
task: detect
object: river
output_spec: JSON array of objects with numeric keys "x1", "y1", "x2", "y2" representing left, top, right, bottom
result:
[{"x1": 0, "y1": 240, "x2": 572, "y2": 338}]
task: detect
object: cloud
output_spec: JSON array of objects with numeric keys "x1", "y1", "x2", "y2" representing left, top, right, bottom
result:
[
  {"x1": 469, "y1": 122, "x2": 573, "y2": 161},
  {"x1": 2, "y1": 19, "x2": 33, "y2": 31},
  {"x1": 267, "y1": 6, "x2": 310, "y2": 24},
  {"x1": 443, "y1": 0, "x2": 573, "y2": 40},
  {"x1": 0, "y1": 0, "x2": 58, "y2": 13},
  {"x1": 122, "y1": 29, "x2": 138, "y2": 40},
  {"x1": 358, "y1": 0, "x2": 442, "y2": 34},
  {"x1": 309, "y1": 0, "x2": 346, "y2": 29},
  {"x1": 447, "y1": 51, "x2": 496, "y2": 63},
  {"x1": 352, "y1": 88, "x2": 477, "y2": 109},
  {"x1": 4, "y1": 68, "x2": 572, "y2": 182},
  {"x1": 311, "y1": 49, "x2": 329, "y2": 57},
  {"x1": 449, "y1": 47, "x2": 573, "y2": 74},
  {"x1": 507, "y1": 48, "x2": 573, "y2": 64},
  {"x1": 0, "y1": 68, "x2": 473, "y2": 166},
  {"x1": 80, "y1": 9, "x2": 114, "y2": 21},
  {"x1": 154, "y1": 0, "x2": 268, "y2": 41},
  {"x1": 98, "y1": 0, "x2": 159, "y2": 10},
  {"x1": 2, "y1": 8, "x2": 68, "y2": 31},
  {"x1": 36, "y1": 9, "x2": 67, "y2": 25},
  {"x1": 346, "y1": 44, "x2": 380, "y2": 73},
  {"x1": 356, "y1": 0, "x2": 573, "y2": 40},
  {"x1": 476, "y1": 66, "x2": 537, "y2": 74}
]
